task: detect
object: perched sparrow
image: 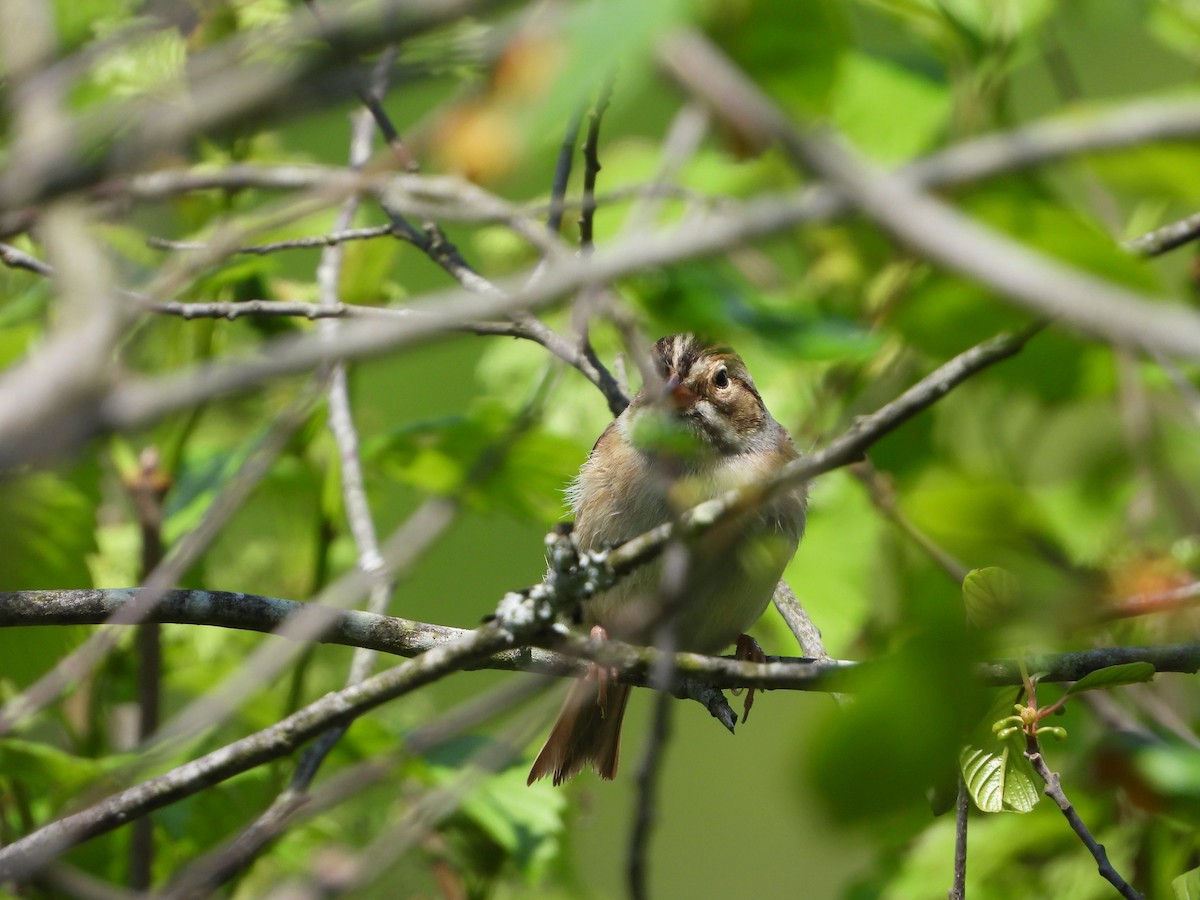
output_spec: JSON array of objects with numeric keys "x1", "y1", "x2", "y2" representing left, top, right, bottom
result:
[{"x1": 528, "y1": 334, "x2": 807, "y2": 786}]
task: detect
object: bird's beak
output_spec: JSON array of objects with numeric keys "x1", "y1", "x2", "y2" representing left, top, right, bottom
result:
[{"x1": 663, "y1": 373, "x2": 697, "y2": 411}]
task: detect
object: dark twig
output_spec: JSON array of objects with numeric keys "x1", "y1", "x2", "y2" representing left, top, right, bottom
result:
[
  {"x1": 579, "y1": 76, "x2": 615, "y2": 254},
  {"x1": 628, "y1": 543, "x2": 688, "y2": 900},
  {"x1": 1024, "y1": 734, "x2": 1143, "y2": 900},
  {"x1": 948, "y1": 774, "x2": 968, "y2": 900},
  {"x1": 123, "y1": 448, "x2": 171, "y2": 891},
  {"x1": 548, "y1": 107, "x2": 585, "y2": 236},
  {"x1": 629, "y1": 689, "x2": 672, "y2": 900},
  {"x1": 851, "y1": 462, "x2": 970, "y2": 584}
]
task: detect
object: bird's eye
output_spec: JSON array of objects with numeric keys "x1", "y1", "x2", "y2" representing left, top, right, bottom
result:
[{"x1": 714, "y1": 368, "x2": 730, "y2": 389}]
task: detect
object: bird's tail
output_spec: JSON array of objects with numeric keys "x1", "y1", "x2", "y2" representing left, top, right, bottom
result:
[{"x1": 527, "y1": 678, "x2": 631, "y2": 786}]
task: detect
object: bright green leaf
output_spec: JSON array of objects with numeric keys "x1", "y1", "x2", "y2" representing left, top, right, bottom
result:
[
  {"x1": 1065, "y1": 662, "x2": 1156, "y2": 696},
  {"x1": 959, "y1": 741, "x2": 1041, "y2": 813},
  {"x1": 832, "y1": 53, "x2": 950, "y2": 164},
  {"x1": 1174, "y1": 866, "x2": 1200, "y2": 900},
  {"x1": 962, "y1": 566, "x2": 1019, "y2": 627}
]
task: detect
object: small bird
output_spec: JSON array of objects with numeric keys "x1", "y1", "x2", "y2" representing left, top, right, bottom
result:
[{"x1": 528, "y1": 334, "x2": 807, "y2": 786}]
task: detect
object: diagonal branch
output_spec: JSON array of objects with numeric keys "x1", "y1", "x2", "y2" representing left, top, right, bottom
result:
[
  {"x1": 660, "y1": 30, "x2": 1200, "y2": 359},
  {"x1": 1024, "y1": 734, "x2": 1144, "y2": 899}
]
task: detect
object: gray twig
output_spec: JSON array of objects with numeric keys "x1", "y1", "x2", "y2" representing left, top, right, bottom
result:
[
  {"x1": 1024, "y1": 735, "x2": 1144, "y2": 900},
  {"x1": 948, "y1": 774, "x2": 968, "y2": 900},
  {"x1": 579, "y1": 76, "x2": 615, "y2": 254}
]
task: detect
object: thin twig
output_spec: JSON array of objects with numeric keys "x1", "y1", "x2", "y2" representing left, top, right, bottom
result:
[
  {"x1": 146, "y1": 224, "x2": 400, "y2": 256},
  {"x1": 547, "y1": 107, "x2": 585, "y2": 236},
  {"x1": 0, "y1": 241, "x2": 52, "y2": 275},
  {"x1": 579, "y1": 75, "x2": 615, "y2": 254},
  {"x1": 771, "y1": 580, "x2": 830, "y2": 660},
  {"x1": 850, "y1": 462, "x2": 970, "y2": 584},
  {"x1": 1024, "y1": 735, "x2": 1144, "y2": 900},
  {"x1": 629, "y1": 689, "x2": 672, "y2": 900},
  {"x1": 124, "y1": 448, "x2": 171, "y2": 891},
  {"x1": 628, "y1": 542, "x2": 688, "y2": 900},
  {"x1": 948, "y1": 774, "x2": 968, "y2": 900}
]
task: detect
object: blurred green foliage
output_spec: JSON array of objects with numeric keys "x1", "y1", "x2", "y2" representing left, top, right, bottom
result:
[{"x1": 2, "y1": 0, "x2": 1200, "y2": 897}]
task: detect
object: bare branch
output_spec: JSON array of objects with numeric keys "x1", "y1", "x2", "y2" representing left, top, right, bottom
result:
[
  {"x1": 771, "y1": 580, "x2": 830, "y2": 661},
  {"x1": 4, "y1": 589, "x2": 1199, "y2": 690},
  {"x1": 146, "y1": 224, "x2": 400, "y2": 256},
  {"x1": 660, "y1": 31, "x2": 1200, "y2": 359},
  {"x1": 1025, "y1": 735, "x2": 1144, "y2": 900},
  {"x1": 0, "y1": 0, "x2": 503, "y2": 216},
  {"x1": 1123, "y1": 210, "x2": 1200, "y2": 257},
  {"x1": 0, "y1": 241, "x2": 52, "y2": 275}
]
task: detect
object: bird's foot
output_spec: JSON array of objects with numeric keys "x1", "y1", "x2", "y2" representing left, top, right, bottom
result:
[{"x1": 731, "y1": 633, "x2": 766, "y2": 724}]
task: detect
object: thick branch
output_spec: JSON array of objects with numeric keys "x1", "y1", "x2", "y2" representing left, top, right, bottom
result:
[{"x1": 2, "y1": 590, "x2": 1198, "y2": 690}]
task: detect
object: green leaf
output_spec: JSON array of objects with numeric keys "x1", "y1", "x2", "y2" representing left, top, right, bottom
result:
[
  {"x1": 1136, "y1": 744, "x2": 1200, "y2": 798},
  {"x1": 0, "y1": 739, "x2": 120, "y2": 800},
  {"x1": 0, "y1": 471, "x2": 97, "y2": 686},
  {"x1": 959, "y1": 740, "x2": 1040, "y2": 813},
  {"x1": 958, "y1": 688, "x2": 1041, "y2": 814},
  {"x1": 807, "y1": 621, "x2": 986, "y2": 822},
  {"x1": 1174, "y1": 867, "x2": 1200, "y2": 900},
  {"x1": 366, "y1": 404, "x2": 582, "y2": 522},
  {"x1": 962, "y1": 566, "x2": 1019, "y2": 627},
  {"x1": 715, "y1": 0, "x2": 849, "y2": 115},
  {"x1": 423, "y1": 736, "x2": 567, "y2": 883},
  {"x1": 832, "y1": 52, "x2": 951, "y2": 164},
  {"x1": 1065, "y1": 662, "x2": 1156, "y2": 696}
]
